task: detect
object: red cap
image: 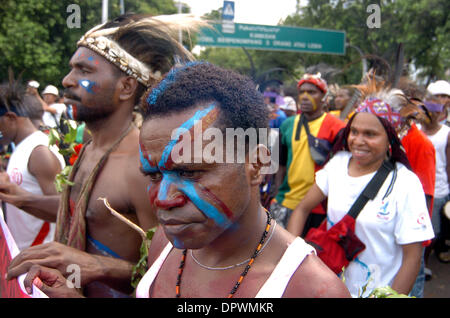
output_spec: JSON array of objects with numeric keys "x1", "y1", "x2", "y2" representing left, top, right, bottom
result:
[{"x1": 297, "y1": 73, "x2": 327, "y2": 94}]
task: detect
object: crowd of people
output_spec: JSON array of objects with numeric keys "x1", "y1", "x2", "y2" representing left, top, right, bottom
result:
[{"x1": 0, "y1": 13, "x2": 448, "y2": 299}]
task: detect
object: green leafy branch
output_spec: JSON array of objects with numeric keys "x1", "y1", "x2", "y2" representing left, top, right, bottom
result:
[
  {"x1": 340, "y1": 267, "x2": 414, "y2": 298},
  {"x1": 48, "y1": 120, "x2": 79, "y2": 192},
  {"x1": 98, "y1": 197, "x2": 156, "y2": 289}
]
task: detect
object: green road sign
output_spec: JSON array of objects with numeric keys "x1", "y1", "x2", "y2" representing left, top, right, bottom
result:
[{"x1": 198, "y1": 22, "x2": 346, "y2": 55}]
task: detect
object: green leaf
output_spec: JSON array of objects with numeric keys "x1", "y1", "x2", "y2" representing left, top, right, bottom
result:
[
  {"x1": 48, "y1": 128, "x2": 60, "y2": 145},
  {"x1": 63, "y1": 124, "x2": 78, "y2": 144},
  {"x1": 368, "y1": 285, "x2": 414, "y2": 298},
  {"x1": 131, "y1": 227, "x2": 157, "y2": 289},
  {"x1": 54, "y1": 165, "x2": 74, "y2": 193}
]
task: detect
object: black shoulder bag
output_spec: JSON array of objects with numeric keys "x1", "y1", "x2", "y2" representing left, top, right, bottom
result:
[{"x1": 298, "y1": 114, "x2": 332, "y2": 166}]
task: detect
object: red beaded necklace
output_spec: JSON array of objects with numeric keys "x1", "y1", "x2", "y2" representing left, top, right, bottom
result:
[{"x1": 175, "y1": 210, "x2": 272, "y2": 298}]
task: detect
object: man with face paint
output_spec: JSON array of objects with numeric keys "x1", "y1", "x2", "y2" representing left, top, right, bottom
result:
[
  {"x1": 271, "y1": 73, "x2": 345, "y2": 232},
  {"x1": 131, "y1": 62, "x2": 349, "y2": 298},
  {"x1": 5, "y1": 14, "x2": 206, "y2": 297}
]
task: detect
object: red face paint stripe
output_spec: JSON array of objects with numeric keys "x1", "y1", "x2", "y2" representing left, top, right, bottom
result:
[{"x1": 195, "y1": 183, "x2": 234, "y2": 220}]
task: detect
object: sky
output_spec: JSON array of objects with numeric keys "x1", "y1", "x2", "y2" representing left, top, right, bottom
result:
[{"x1": 181, "y1": 0, "x2": 301, "y2": 25}]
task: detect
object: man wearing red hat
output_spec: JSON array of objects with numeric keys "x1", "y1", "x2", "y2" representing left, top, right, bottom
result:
[{"x1": 271, "y1": 73, "x2": 345, "y2": 233}]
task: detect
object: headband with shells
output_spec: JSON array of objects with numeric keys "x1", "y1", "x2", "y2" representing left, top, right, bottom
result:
[{"x1": 77, "y1": 23, "x2": 161, "y2": 87}]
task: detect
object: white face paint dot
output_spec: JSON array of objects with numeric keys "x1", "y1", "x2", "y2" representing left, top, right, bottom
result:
[{"x1": 80, "y1": 80, "x2": 89, "y2": 88}]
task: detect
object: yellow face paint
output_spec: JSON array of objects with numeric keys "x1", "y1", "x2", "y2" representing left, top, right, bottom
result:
[{"x1": 299, "y1": 92, "x2": 318, "y2": 111}]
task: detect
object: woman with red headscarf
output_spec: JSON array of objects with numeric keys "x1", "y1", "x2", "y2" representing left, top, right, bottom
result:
[{"x1": 287, "y1": 83, "x2": 435, "y2": 297}]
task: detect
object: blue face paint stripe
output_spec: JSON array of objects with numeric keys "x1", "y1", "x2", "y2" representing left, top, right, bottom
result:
[
  {"x1": 153, "y1": 170, "x2": 230, "y2": 228},
  {"x1": 139, "y1": 146, "x2": 159, "y2": 173},
  {"x1": 157, "y1": 172, "x2": 176, "y2": 201},
  {"x1": 158, "y1": 104, "x2": 216, "y2": 170},
  {"x1": 178, "y1": 180, "x2": 230, "y2": 228},
  {"x1": 78, "y1": 79, "x2": 97, "y2": 94}
]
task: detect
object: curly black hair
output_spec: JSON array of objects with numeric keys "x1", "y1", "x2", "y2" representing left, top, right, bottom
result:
[
  {"x1": 141, "y1": 62, "x2": 269, "y2": 134},
  {"x1": 0, "y1": 81, "x2": 42, "y2": 120}
]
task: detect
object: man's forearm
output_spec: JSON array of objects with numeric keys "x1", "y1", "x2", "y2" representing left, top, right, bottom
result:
[
  {"x1": 20, "y1": 194, "x2": 60, "y2": 222},
  {"x1": 88, "y1": 254, "x2": 135, "y2": 294}
]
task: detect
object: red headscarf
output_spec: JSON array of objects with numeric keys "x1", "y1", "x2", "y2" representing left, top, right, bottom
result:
[{"x1": 297, "y1": 73, "x2": 328, "y2": 94}]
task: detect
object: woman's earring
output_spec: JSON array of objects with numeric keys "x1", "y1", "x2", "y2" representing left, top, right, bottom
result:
[{"x1": 387, "y1": 144, "x2": 392, "y2": 158}]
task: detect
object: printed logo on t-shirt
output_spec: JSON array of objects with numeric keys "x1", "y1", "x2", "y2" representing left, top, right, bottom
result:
[
  {"x1": 9, "y1": 168, "x2": 22, "y2": 185},
  {"x1": 376, "y1": 200, "x2": 391, "y2": 220},
  {"x1": 416, "y1": 212, "x2": 428, "y2": 226}
]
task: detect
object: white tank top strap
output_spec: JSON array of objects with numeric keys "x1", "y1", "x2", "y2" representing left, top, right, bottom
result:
[
  {"x1": 135, "y1": 242, "x2": 173, "y2": 298},
  {"x1": 136, "y1": 237, "x2": 315, "y2": 298},
  {"x1": 255, "y1": 236, "x2": 316, "y2": 298}
]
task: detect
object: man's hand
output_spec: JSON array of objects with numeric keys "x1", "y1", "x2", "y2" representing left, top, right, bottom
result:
[
  {"x1": 0, "y1": 171, "x2": 29, "y2": 208},
  {"x1": 7, "y1": 242, "x2": 101, "y2": 287},
  {"x1": 24, "y1": 265, "x2": 83, "y2": 298}
]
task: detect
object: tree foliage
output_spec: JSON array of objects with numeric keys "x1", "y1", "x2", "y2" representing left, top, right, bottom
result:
[
  {"x1": 1, "y1": 0, "x2": 447, "y2": 89},
  {"x1": 0, "y1": 0, "x2": 177, "y2": 87},
  {"x1": 198, "y1": 0, "x2": 449, "y2": 87}
]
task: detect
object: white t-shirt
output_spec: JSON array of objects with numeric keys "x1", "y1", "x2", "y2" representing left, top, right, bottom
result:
[
  {"x1": 425, "y1": 124, "x2": 450, "y2": 198},
  {"x1": 5, "y1": 131, "x2": 65, "y2": 250},
  {"x1": 315, "y1": 151, "x2": 434, "y2": 297},
  {"x1": 42, "y1": 103, "x2": 67, "y2": 128}
]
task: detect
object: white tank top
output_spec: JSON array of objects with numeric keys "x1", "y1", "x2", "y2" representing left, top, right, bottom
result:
[
  {"x1": 5, "y1": 131, "x2": 65, "y2": 250},
  {"x1": 426, "y1": 125, "x2": 450, "y2": 197},
  {"x1": 135, "y1": 236, "x2": 315, "y2": 298}
]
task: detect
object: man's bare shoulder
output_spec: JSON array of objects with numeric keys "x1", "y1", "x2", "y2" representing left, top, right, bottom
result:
[
  {"x1": 109, "y1": 129, "x2": 144, "y2": 181},
  {"x1": 283, "y1": 252, "x2": 351, "y2": 298}
]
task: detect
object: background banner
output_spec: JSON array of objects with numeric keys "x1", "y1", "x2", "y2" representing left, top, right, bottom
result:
[{"x1": 0, "y1": 207, "x2": 47, "y2": 298}]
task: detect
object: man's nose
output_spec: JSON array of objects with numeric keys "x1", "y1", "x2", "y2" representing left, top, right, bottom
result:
[
  {"x1": 154, "y1": 194, "x2": 188, "y2": 209},
  {"x1": 62, "y1": 70, "x2": 76, "y2": 88},
  {"x1": 154, "y1": 175, "x2": 188, "y2": 209}
]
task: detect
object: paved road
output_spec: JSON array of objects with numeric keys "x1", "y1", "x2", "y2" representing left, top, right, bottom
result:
[{"x1": 424, "y1": 250, "x2": 450, "y2": 298}]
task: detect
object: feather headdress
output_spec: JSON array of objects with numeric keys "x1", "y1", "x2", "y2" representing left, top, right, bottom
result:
[
  {"x1": 353, "y1": 75, "x2": 430, "y2": 128},
  {"x1": 77, "y1": 14, "x2": 209, "y2": 87}
]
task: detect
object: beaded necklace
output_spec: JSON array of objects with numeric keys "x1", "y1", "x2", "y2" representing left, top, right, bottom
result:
[
  {"x1": 175, "y1": 210, "x2": 272, "y2": 298},
  {"x1": 190, "y1": 221, "x2": 277, "y2": 271}
]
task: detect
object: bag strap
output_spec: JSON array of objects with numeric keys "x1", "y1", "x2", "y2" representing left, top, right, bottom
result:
[
  {"x1": 301, "y1": 114, "x2": 312, "y2": 136},
  {"x1": 347, "y1": 160, "x2": 395, "y2": 219},
  {"x1": 295, "y1": 114, "x2": 312, "y2": 140}
]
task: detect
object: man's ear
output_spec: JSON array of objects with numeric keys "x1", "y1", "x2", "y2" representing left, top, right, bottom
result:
[
  {"x1": 117, "y1": 76, "x2": 139, "y2": 102},
  {"x1": 4, "y1": 111, "x2": 18, "y2": 122},
  {"x1": 247, "y1": 144, "x2": 272, "y2": 186}
]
